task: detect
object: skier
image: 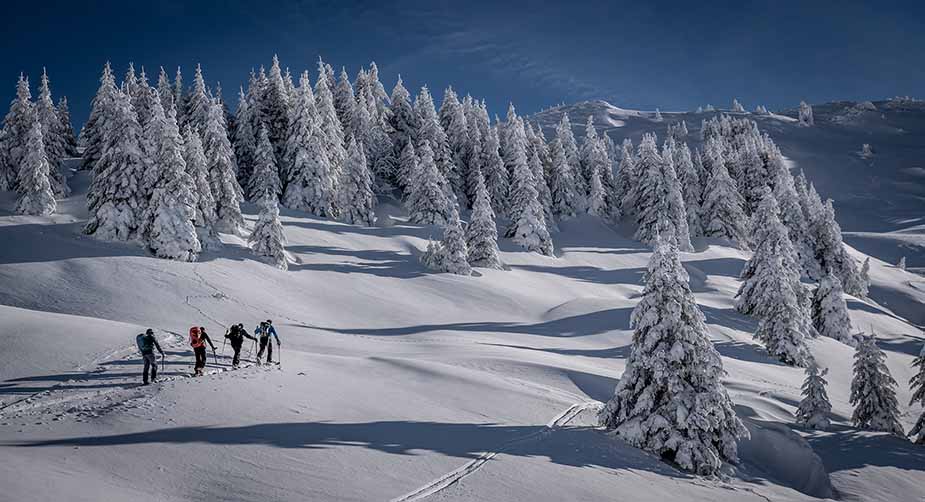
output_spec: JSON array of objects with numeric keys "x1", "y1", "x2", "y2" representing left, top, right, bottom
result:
[
  {"x1": 135, "y1": 328, "x2": 165, "y2": 385},
  {"x1": 224, "y1": 323, "x2": 256, "y2": 368},
  {"x1": 189, "y1": 326, "x2": 217, "y2": 376},
  {"x1": 255, "y1": 319, "x2": 281, "y2": 365}
]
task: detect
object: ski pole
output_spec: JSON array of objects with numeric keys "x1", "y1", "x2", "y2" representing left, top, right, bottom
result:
[
  {"x1": 212, "y1": 347, "x2": 218, "y2": 366},
  {"x1": 221, "y1": 334, "x2": 227, "y2": 357}
]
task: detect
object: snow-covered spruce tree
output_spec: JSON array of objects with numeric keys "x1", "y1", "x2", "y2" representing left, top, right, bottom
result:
[
  {"x1": 336, "y1": 137, "x2": 376, "y2": 226},
  {"x1": 249, "y1": 191, "x2": 288, "y2": 270},
  {"x1": 587, "y1": 165, "x2": 608, "y2": 218},
  {"x1": 467, "y1": 100, "x2": 491, "y2": 200},
  {"x1": 898, "y1": 256, "x2": 907, "y2": 271},
  {"x1": 366, "y1": 62, "x2": 390, "y2": 119},
  {"x1": 631, "y1": 134, "x2": 692, "y2": 251},
  {"x1": 1, "y1": 74, "x2": 35, "y2": 189},
  {"x1": 282, "y1": 68, "x2": 295, "y2": 105},
  {"x1": 850, "y1": 332, "x2": 904, "y2": 435},
  {"x1": 247, "y1": 125, "x2": 282, "y2": 201},
  {"x1": 673, "y1": 141, "x2": 702, "y2": 237},
  {"x1": 85, "y1": 90, "x2": 147, "y2": 241},
  {"x1": 737, "y1": 138, "x2": 767, "y2": 216},
  {"x1": 182, "y1": 125, "x2": 216, "y2": 231},
  {"x1": 397, "y1": 141, "x2": 419, "y2": 199},
  {"x1": 131, "y1": 68, "x2": 159, "y2": 131},
  {"x1": 261, "y1": 56, "x2": 291, "y2": 159},
  {"x1": 732, "y1": 98, "x2": 746, "y2": 113},
  {"x1": 35, "y1": 69, "x2": 69, "y2": 197},
  {"x1": 203, "y1": 99, "x2": 244, "y2": 234},
  {"x1": 415, "y1": 86, "x2": 456, "y2": 202},
  {"x1": 613, "y1": 139, "x2": 636, "y2": 220},
  {"x1": 387, "y1": 76, "x2": 419, "y2": 189},
  {"x1": 599, "y1": 239, "x2": 747, "y2": 475},
  {"x1": 233, "y1": 87, "x2": 257, "y2": 184},
  {"x1": 156, "y1": 67, "x2": 175, "y2": 114},
  {"x1": 812, "y1": 271, "x2": 856, "y2": 346},
  {"x1": 123, "y1": 63, "x2": 139, "y2": 98},
  {"x1": 529, "y1": 143, "x2": 555, "y2": 228},
  {"x1": 81, "y1": 63, "x2": 119, "y2": 172},
  {"x1": 584, "y1": 134, "x2": 614, "y2": 218},
  {"x1": 439, "y1": 86, "x2": 470, "y2": 201},
  {"x1": 284, "y1": 72, "x2": 336, "y2": 217},
  {"x1": 466, "y1": 171, "x2": 503, "y2": 269},
  {"x1": 144, "y1": 106, "x2": 201, "y2": 261},
  {"x1": 420, "y1": 239, "x2": 443, "y2": 272},
  {"x1": 244, "y1": 68, "x2": 264, "y2": 136},
  {"x1": 137, "y1": 89, "x2": 167, "y2": 188},
  {"x1": 314, "y1": 59, "x2": 346, "y2": 180},
  {"x1": 422, "y1": 208, "x2": 472, "y2": 276},
  {"x1": 504, "y1": 118, "x2": 536, "y2": 237},
  {"x1": 408, "y1": 142, "x2": 451, "y2": 225},
  {"x1": 579, "y1": 115, "x2": 599, "y2": 184},
  {"x1": 360, "y1": 92, "x2": 393, "y2": 188},
  {"x1": 812, "y1": 200, "x2": 864, "y2": 296},
  {"x1": 56, "y1": 96, "x2": 79, "y2": 157},
  {"x1": 653, "y1": 108, "x2": 663, "y2": 122},
  {"x1": 909, "y1": 344, "x2": 925, "y2": 444},
  {"x1": 15, "y1": 117, "x2": 56, "y2": 216},
  {"x1": 751, "y1": 253, "x2": 813, "y2": 366},
  {"x1": 548, "y1": 137, "x2": 580, "y2": 219},
  {"x1": 183, "y1": 64, "x2": 212, "y2": 138},
  {"x1": 334, "y1": 67, "x2": 356, "y2": 139},
  {"x1": 799, "y1": 101, "x2": 814, "y2": 127},
  {"x1": 509, "y1": 153, "x2": 554, "y2": 256},
  {"x1": 736, "y1": 190, "x2": 805, "y2": 316},
  {"x1": 774, "y1": 167, "x2": 815, "y2": 277},
  {"x1": 173, "y1": 66, "x2": 186, "y2": 124},
  {"x1": 460, "y1": 115, "x2": 483, "y2": 207},
  {"x1": 859, "y1": 257, "x2": 871, "y2": 297},
  {"x1": 556, "y1": 114, "x2": 584, "y2": 204},
  {"x1": 795, "y1": 363, "x2": 832, "y2": 430},
  {"x1": 700, "y1": 146, "x2": 749, "y2": 249},
  {"x1": 481, "y1": 125, "x2": 509, "y2": 217},
  {"x1": 322, "y1": 62, "x2": 336, "y2": 100}
]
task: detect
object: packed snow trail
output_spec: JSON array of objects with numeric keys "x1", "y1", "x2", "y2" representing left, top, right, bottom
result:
[
  {"x1": 0, "y1": 330, "x2": 278, "y2": 423},
  {"x1": 389, "y1": 401, "x2": 603, "y2": 502}
]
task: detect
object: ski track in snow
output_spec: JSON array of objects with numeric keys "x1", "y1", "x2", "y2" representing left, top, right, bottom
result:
[{"x1": 389, "y1": 401, "x2": 603, "y2": 502}]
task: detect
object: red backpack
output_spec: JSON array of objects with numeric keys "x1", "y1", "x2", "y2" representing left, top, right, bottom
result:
[{"x1": 189, "y1": 327, "x2": 204, "y2": 348}]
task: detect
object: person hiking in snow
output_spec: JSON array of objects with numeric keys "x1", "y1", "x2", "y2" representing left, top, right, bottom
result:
[
  {"x1": 225, "y1": 323, "x2": 256, "y2": 368},
  {"x1": 255, "y1": 319, "x2": 280, "y2": 365},
  {"x1": 136, "y1": 328, "x2": 165, "y2": 385},
  {"x1": 189, "y1": 326, "x2": 217, "y2": 376}
]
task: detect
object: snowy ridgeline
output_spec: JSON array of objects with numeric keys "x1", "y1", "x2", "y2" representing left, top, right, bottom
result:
[{"x1": 2, "y1": 58, "x2": 925, "y2": 492}]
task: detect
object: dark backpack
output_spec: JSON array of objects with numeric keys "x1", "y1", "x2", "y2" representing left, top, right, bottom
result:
[
  {"x1": 226, "y1": 325, "x2": 244, "y2": 344},
  {"x1": 136, "y1": 333, "x2": 154, "y2": 354}
]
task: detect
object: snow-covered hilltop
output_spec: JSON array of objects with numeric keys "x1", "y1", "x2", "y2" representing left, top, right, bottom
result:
[{"x1": 1, "y1": 59, "x2": 924, "y2": 501}]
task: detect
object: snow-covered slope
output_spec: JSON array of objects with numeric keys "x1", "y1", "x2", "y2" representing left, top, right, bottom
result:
[{"x1": 1, "y1": 114, "x2": 924, "y2": 502}]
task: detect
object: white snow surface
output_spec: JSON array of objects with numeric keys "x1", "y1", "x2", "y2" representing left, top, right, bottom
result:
[{"x1": 2, "y1": 102, "x2": 925, "y2": 502}]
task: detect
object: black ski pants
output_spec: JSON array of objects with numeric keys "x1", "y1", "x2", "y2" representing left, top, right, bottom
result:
[
  {"x1": 231, "y1": 342, "x2": 243, "y2": 366},
  {"x1": 194, "y1": 346, "x2": 207, "y2": 371},
  {"x1": 143, "y1": 353, "x2": 158, "y2": 383},
  {"x1": 257, "y1": 336, "x2": 273, "y2": 363}
]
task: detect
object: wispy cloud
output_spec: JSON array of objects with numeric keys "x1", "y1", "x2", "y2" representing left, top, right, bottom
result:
[{"x1": 365, "y1": 5, "x2": 609, "y2": 105}]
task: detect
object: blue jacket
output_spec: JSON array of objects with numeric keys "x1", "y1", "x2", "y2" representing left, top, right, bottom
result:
[{"x1": 254, "y1": 324, "x2": 280, "y2": 343}]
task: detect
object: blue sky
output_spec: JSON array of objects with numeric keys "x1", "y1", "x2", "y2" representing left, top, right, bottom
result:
[{"x1": 2, "y1": 0, "x2": 923, "y2": 129}]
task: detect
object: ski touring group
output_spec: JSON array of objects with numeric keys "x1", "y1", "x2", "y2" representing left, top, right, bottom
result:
[{"x1": 134, "y1": 320, "x2": 281, "y2": 385}]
